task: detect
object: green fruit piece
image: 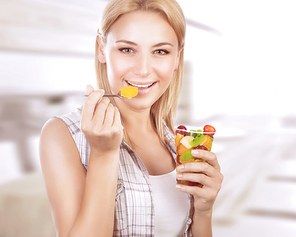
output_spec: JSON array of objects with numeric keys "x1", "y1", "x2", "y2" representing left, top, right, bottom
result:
[
  {"x1": 189, "y1": 134, "x2": 206, "y2": 147},
  {"x1": 196, "y1": 130, "x2": 203, "y2": 137},
  {"x1": 188, "y1": 130, "x2": 197, "y2": 138},
  {"x1": 179, "y1": 149, "x2": 194, "y2": 162},
  {"x1": 188, "y1": 130, "x2": 196, "y2": 137},
  {"x1": 188, "y1": 129, "x2": 202, "y2": 138}
]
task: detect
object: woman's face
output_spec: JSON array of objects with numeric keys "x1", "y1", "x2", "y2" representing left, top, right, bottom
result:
[{"x1": 98, "y1": 10, "x2": 181, "y2": 111}]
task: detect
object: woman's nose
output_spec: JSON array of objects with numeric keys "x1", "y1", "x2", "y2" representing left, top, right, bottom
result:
[{"x1": 133, "y1": 53, "x2": 151, "y2": 77}]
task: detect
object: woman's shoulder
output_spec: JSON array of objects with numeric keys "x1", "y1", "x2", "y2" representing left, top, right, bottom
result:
[
  {"x1": 39, "y1": 117, "x2": 79, "y2": 168},
  {"x1": 40, "y1": 107, "x2": 84, "y2": 156},
  {"x1": 40, "y1": 116, "x2": 77, "y2": 153},
  {"x1": 40, "y1": 107, "x2": 89, "y2": 168},
  {"x1": 41, "y1": 107, "x2": 82, "y2": 137},
  {"x1": 41, "y1": 107, "x2": 90, "y2": 169},
  {"x1": 55, "y1": 107, "x2": 83, "y2": 135}
]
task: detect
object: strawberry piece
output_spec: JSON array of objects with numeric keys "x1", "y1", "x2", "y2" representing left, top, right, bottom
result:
[{"x1": 203, "y1": 125, "x2": 216, "y2": 137}]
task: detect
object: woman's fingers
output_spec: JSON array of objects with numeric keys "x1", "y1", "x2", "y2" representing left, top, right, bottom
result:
[
  {"x1": 82, "y1": 89, "x2": 105, "y2": 124},
  {"x1": 113, "y1": 107, "x2": 122, "y2": 128},
  {"x1": 176, "y1": 150, "x2": 223, "y2": 212},
  {"x1": 80, "y1": 86, "x2": 123, "y2": 155},
  {"x1": 177, "y1": 161, "x2": 217, "y2": 178},
  {"x1": 176, "y1": 183, "x2": 219, "y2": 205},
  {"x1": 177, "y1": 171, "x2": 222, "y2": 189},
  {"x1": 82, "y1": 85, "x2": 122, "y2": 130},
  {"x1": 176, "y1": 151, "x2": 223, "y2": 190},
  {"x1": 86, "y1": 85, "x2": 94, "y2": 95},
  {"x1": 191, "y1": 149, "x2": 221, "y2": 172},
  {"x1": 103, "y1": 103, "x2": 115, "y2": 127},
  {"x1": 177, "y1": 172, "x2": 210, "y2": 186},
  {"x1": 177, "y1": 161, "x2": 224, "y2": 188},
  {"x1": 92, "y1": 97, "x2": 111, "y2": 125},
  {"x1": 176, "y1": 165, "x2": 223, "y2": 207}
]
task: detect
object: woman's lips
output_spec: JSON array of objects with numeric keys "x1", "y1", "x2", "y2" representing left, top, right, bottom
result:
[
  {"x1": 126, "y1": 80, "x2": 155, "y2": 88},
  {"x1": 126, "y1": 80, "x2": 156, "y2": 95}
]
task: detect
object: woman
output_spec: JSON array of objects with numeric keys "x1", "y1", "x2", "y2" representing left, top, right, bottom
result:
[{"x1": 40, "y1": 0, "x2": 223, "y2": 236}]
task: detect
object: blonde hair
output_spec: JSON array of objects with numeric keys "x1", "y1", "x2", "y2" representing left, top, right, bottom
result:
[{"x1": 95, "y1": 0, "x2": 186, "y2": 144}]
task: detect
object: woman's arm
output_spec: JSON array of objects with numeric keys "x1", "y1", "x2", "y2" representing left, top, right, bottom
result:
[
  {"x1": 40, "y1": 118, "x2": 88, "y2": 236},
  {"x1": 40, "y1": 88, "x2": 123, "y2": 237},
  {"x1": 190, "y1": 209, "x2": 213, "y2": 237},
  {"x1": 176, "y1": 149, "x2": 223, "y2": 237}
]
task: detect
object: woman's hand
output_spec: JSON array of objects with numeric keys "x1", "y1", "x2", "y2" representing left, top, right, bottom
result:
[
  {"x1": 81, "y1": 85, "x2": 123, "y2": 157},
  {"x1": 176, "y1": 149, "x2": 223, "y2": 213}
]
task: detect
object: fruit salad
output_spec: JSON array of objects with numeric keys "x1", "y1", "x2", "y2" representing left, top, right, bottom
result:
[
  {"x1": 120, "y1": 85, "x2": 138, "y2": 98},
  {"x1": 175, "y1": 125, "x2": 216, "y2": 186}
]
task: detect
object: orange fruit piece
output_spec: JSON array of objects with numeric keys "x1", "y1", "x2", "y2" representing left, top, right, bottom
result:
[
  {"x1": 177, "y1": 144, "x2": 188, "y2": 156},
  {"x1": 199, "y1": 135, "x2": 213, "y2": 151},
  {"x1": 120, "y1": 86, "x2": 138, "y2": 98},
  {"x1": 175, "y1": 133, "x2": 184, "y2": 147}
]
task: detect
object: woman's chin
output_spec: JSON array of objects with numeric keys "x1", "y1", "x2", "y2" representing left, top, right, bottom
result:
[{"x1": 116, "y1": 95, "x2": 157, "y2": 112}]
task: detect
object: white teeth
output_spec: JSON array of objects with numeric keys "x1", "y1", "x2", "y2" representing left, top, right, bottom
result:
[{"x1": 127, "y1": 81, "x2": 154, "y2": 88}]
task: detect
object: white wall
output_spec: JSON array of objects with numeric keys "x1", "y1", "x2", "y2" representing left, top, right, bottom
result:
[
  {"x1": 1, "y1": 0, "x2": 295, "y2": 116},
  {"x1": 0, "y1": 52, "x2": 96, "y2": 92},
  {"x1": 182, "y1": 0, "x2": 296, "y2": 117}
]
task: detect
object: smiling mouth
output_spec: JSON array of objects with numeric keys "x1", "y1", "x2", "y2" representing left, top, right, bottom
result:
[{"x1": 126, "y1": 80, "x2": 155, "y2": 88}]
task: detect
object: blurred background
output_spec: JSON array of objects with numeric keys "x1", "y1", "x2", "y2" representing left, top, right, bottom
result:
[{"x1": 0, "y1": 0, "x2": 295, "y2": 236}]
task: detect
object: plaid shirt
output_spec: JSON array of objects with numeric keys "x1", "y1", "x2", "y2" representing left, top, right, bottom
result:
[{"x1": 57, "y1": 108, "x2": 193, "y2": 236}]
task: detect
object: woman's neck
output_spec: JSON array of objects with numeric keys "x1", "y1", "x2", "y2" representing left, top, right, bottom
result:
[
  {"x1": 120, "y1": 107, "x2": 154, "y2": 133},
  {"x1": 115, "y1": 99, "x2": 158, "y2": 149}
]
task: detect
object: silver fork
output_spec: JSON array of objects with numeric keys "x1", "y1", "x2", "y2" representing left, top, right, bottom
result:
[
  {"x1": 103, "y1": 92, "x2": 130, "y2": 99},
  {"x1": 84, "y1": 91, "x2": 131, "y2": 99}
]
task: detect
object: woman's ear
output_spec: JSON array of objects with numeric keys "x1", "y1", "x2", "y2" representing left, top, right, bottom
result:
[
  {"x1": 174, "y1": 42, "x2": 185, "y2": 70},
  {"x1": 97, "y1": 35, "x2": 106, "y2": 63}
]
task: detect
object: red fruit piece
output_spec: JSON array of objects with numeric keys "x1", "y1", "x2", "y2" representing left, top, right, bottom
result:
[
  {"x1": 188, "y1": 181, "x2": 203, "y2": 187},
  {"x1": 203, "y1": 125, "x2": 216, "y2": 137},
  {"x1": 176, "y1": 125, "x2": 188, "y2": 136},
  {"x1": 193, "y1": 145, "x2": 208, "y2": 151},
  {"x1": 176, "y1": 155, "x2": 182, "y2": 165}
]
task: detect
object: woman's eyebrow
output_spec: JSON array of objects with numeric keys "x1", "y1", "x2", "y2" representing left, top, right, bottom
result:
[
  {"x1": 115, "y1": 40, "x2": 174, "y2": 47},
  {"x1": 153, "y1": 42, "x2": 174, "y2": 47},
  {"x1": 115, "y1": 40, "x2": 137, "y2": 46}
]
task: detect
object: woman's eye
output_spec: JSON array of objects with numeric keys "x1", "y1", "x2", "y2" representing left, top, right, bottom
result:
[
  {"x1": 120, "y1": 48, "x2": 134, "y2": 53},
  {"x1": 154, "y1": 49, "x2": 169, "y2": 55}
]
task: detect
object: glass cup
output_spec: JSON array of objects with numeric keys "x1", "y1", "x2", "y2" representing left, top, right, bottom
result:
[{"x1": 175, "y1": 125, "x2": 216, "y2": 187}]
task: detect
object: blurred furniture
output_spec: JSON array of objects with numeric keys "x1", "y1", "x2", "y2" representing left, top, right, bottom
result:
[
  {"x1": 0, "y1": 90, "x2": 84, "y2": 172},
  {"x1": 0, "y1": 90, "x2": 84, "y2": 236},
  {"x1": 0, "y1": 172, "x2": 55, "y2": 237}
]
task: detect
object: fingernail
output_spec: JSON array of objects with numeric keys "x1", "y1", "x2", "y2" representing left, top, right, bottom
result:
[
  {"x1": 85, "y1": 86, "x2": 92, "y2": 95},
  {"x1": 176, "y1": 184, "x2": 182, "y2": 189},
  {"x1": 191, "y1": 150, "x2": 199, "y2": 156},
  {"x1": 176, "y1": 165, "x2": 184, "y2": 171},
  {"x1": 176, "y1": 173, "x2": 183, "y2": 178}
]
